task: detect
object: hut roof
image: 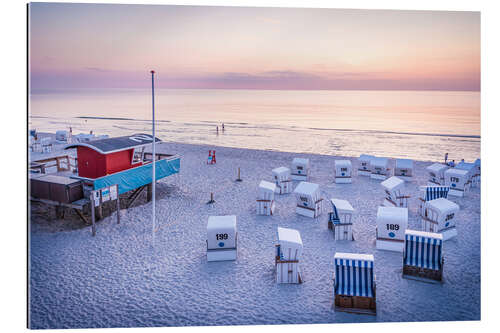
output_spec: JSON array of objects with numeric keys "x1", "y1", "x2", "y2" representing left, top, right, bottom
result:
[{"x1": 65, "y1": 133, "x2": 161, "y2": 155}]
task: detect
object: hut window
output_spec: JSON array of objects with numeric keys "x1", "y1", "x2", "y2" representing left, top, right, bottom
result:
[{"x1": 132, "y1": 147, "x2": 145, "y2": 164}]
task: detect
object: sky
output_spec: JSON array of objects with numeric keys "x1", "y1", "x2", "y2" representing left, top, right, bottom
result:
[{"x1": 29, "y1": 3, "x2": 480, "y2": 91}]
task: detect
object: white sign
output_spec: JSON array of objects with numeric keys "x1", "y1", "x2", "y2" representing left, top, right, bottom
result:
[
  {"x1": 110, "y1": 185, "x2": 118, "y2": 200},
  {"x1": 93, "y1": 191, "x2": 101, "y2": 207},
  {"x1": 101, "y1": 188, "x2": 111, "y2": 202}
]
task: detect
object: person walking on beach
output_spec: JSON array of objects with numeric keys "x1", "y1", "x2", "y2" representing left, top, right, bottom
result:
[
  {"x1": 222, "y1": 123, "x2": 225, "y2": 132},
  {"x1": 444, "y1": 152, "x2": 448, "y2": 165},
  {"x1": 216, "y1": 126, "x2": 219, "y2": 135}
]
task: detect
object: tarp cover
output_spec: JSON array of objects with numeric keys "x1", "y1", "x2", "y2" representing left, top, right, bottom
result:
[
  {"x1": 404, "y1": 230, "x2": 443, "y2": 270},
  {"x1": 93, "y1": 157, "x2": 180, "y2": 194},
  {"x1": 334, "y1": 253, "x2": 374, "y2": 297}
]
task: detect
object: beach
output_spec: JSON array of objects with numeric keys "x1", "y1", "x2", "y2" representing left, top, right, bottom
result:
[{"x1": 29, "y1": 141, "x2": 481, "y2": 329}]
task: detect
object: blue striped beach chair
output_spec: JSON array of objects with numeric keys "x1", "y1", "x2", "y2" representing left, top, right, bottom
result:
[
  {"x1": 333, "y1": 253, "x2": 376, "y2": 315},
  {"x1": 418, "y1": 186, "x2": 450, "y2": 216},
  {"x1": 403, "y1": 230, "x2": 444, "y2": 283}
]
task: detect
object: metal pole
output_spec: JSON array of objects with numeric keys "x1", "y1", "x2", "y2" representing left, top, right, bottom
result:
[{"x1": 151, "y1": 70, "x2": 156, "y2": 246}]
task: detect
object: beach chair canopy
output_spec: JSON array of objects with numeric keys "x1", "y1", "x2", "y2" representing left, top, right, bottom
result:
[
  {"x1": 258, "y1": 180, "x2": 276, "y2": 198},
  {"x1": 334, "y1": 252, "x2": 374, "y2": 297},
  {"x1": 335, "y1": 160, "x2": 352, "y2": 168},
  {"x1": 404, "y1": 229, "x2": 443, "y2": 270},
  {"x1": 396, "y1": 158, "x2": 413, "y2": 169},
  {"x1": 277, "y1": 227, "x2": 303, "y2": 260},
  {"x1": 427, "y1": 163, "x2": 448, "y2": 174},
  {"x1": 359, "y1": 154, "x2": 375, "y2": 163},
  {"x1": 294, "y1": 181, "x2": 319, "y2": 197},
  {"x1": 381, "y1": 176, "x2": 405, "y2": 193},
  {"x1": 207, "y1": 215, "x2": 237, "y2": 249},
  {"x1": 272, "y1": 167, "x2": 291, "y2": 178},
  {"x1": 474, "y1": 159, "x2": 481, "y2": 167},
  {"x1": 370, "y1": 157, "x2": 389, "y2": 169},
  {"x1": 330, "y1": 198, "x2": 354, "y2": 224},
  {"x1": 456, "y1": 161, "x2": 475, "y2": 171},
  {"x1": 420, "y1": 186, "x2": 450, "y2": 201},
  {"x1": 292, "y1": 158, "x2": 310, "y2": 168},
  {"x1": 426, "y1": 197, "x2": 459, "y2": 218}
]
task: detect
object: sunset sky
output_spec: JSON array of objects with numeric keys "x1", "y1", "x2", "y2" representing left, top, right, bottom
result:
[{"x1": 29, "y1": 3, "x2": 480, "y2": 91}]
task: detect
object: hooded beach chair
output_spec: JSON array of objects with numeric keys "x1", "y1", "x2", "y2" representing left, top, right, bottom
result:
[
  {"x1": 394, "y1": 158, "x2": 414, "y2": 181},
  {"x1": 376, "y1": 206, "x2": 408, "y2": 252},
  {"x1": 275, "y1": 227, "x2": 303, "y2": 284},
  {"x1": 291, "y1": 157, "x2": 310, "y2": 181},
  {"x1": 445, "y1": 168, "x2": 470, "y2": 197},
  {"x1": 328, "y1": 199, "x2": 354, "y2": 240},
  {"x1": 358, "y1": 154, "x2": 374, "y2": 176},
  {"x1": 333, "y1": 252, "x2": 376, "y2": 315},
  {"x1": 257, "y1": 180, "x2": 276, "y2": 216},
  {"x1": 456, "y1": 161, "x2": 479, "y2": 188},
  {"x1": 418, "y1": 185, "x2": 450, "y2": 216},
  {"x1": 334, "y1": 160, "x2": 352, "y2": 183},
  {"x1": 293, "y1": 181, "x2": 323, "y2": 218},
  {"x1": 421, "y1": 197, "x2": 459, "y2": 240},
  {"x1": 474, "y1": 159, "x2": 481, "y2": 184},
  {"x1": 381, "y1": 176, "x2": 410, "y2": 208},
  {"x1": 272, "y1": 166, "x2": 292, "y2": 194},
  {"x1": 370, "y1": 157, "x2": 390, "y2": 180},
  {"x1": 206, "y1": 215, "x2": 238, "y2": 262},
  {"x1": 403, "y1": 229, "x2": 444, "y2": 283},
  {"x1": 426, "y1": 163, "x2": 449, "y2": 186}
]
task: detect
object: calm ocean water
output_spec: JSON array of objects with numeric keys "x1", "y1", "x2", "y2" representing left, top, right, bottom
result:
[{"x1": 29, "y1": 89, "x2": 480, "y2": 162}]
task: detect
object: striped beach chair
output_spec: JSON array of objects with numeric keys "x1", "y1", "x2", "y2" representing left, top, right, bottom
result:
[
  {"x1": 403, "y1": 229, "x2": 444, "y2": 283},
  {"x1": 333, "y1": 253, "x2": 376, "y2": 315},
  {"x1": 328, "y1": 199, "x2": 354, "y2": 240},
  {"x1": 418, "y1": 185, "x2": 450, "y2": 216}
]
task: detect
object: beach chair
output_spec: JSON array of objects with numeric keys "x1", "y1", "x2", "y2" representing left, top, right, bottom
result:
[
  {"x1": 41, "y1": 137, "x2": 52, "y2": 153},
  {"x1": 381, "y1": 176, "x2": 410, "y2": 208},
  {"x1": 403, "y1": 229, "x2": 444, "y2": 283},
  {"x1": 328, "y1": 199, "x2": 354, "y2": 241},
  {"x1": 275, "y1": 227, "x2": 303, "y2": 284},
  {"x1": 370, "y1": 157, "x2": 390, "y2": 180},
  {"x1": 257, "y1": 180, "x2": 276, "y2": 216},
  {"x1": 206, "y1": 215, "x2": 237, "y2": 262},
  {"x1": 293, "y1": 181, "x2": 323, "y2": 218},
  {"x1": 334, "y1": 160, "x2": 352, "y2": 183},
  {"x1": 394, "y1": 158, "x2": 414, "y2": 181},
  {"x1": 445, "y1": 168, "x2": 470, "y2": 197},
  {"x1": 333, "y1": 252, "x2": 376, "y2": 315},
  {"x1": 426, "y1": 163, "x2": 449, "y2": 186},
  {"x1": 418, "y1": 185, "x2": 450, "y2": 216},
  {"x1": 56, "y1": 130, "x2": 69, "y2": 143},
  {"x1": 456, "y1": 161, "x2": 479, "y2": 188},
  {"x1": 376, "y1": 206, "x2": 408, "y2": 252},
  {"x1": 358, "y1": 154, "x2": 374, "y2": 176},
  {"x1": 421, "y1": 197, "x2": 459, "y2": 240},
  {"x1": 291, "y1": 157, "x2": 310, "y2": 181},
  {"x1": 272, "y1": 166, "x2": 292, "y2": 194},
  {"x1": 474, "y1": 159, "x2": 481, "y2": 184}
]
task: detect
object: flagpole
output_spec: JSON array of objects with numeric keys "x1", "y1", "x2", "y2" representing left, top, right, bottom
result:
[{"x1": 151, "y1": 70, "x2": 156, "y2": 246}]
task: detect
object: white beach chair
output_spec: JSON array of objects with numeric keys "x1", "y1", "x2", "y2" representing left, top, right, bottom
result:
[
  {"x1": 334, "y1": 160, "x2": 352, "y2": 183},
  {"x1": 370, "y1": 157, "x2": 390, "y2": 180},
  {"x1": 375, "y1": 206, "x2": 408, "y2": 252},
  {"x1": 257, "y1": 180, "x2": 276, "y2": 216},
  {"x1": 421, "y1": 197, "x2": 459, "y2": 241},
  {"x1": 394, "y1": 158, "x2": 414, "y2": 181},
  {"x1": 445, "y1": 168, "x2": 470, "y2": 197},
  {"x1": 358, "y1": 154, "x2": 374, "y2": 176},
  {"x1": 333, "y1": 252, "x2": 376, "y2": 315},
  {"x1": 56, "y1": 130, "x2": 69, "y2": 143},
  {"x1": 328, "y1": 199, "x2": 354, "y2": 241},
  {"x1": 206, "y1": 215, "x2": 238, "y2": 262},
  {"x1": 275, "y1": 227, "x2": 303, "y2": 284},
  {"x1": 291, "y1": 157, "x2": 310, "y2": 181},
  {"x1": 381, "y1": 176, "x2": 410, "y2": 208},
  {"x1": 426, "y1": 163, "x2": 449, "y2": 186},
  {"x1": 40, "y1": 137, "x2": 52, "y2": 153},
  {"x1": 456, "y1": 161, "x2": 479, "y2": 188},
  {"x1": 293, "y1": 181, "x2": 323, "y2": 218},
  {"x1": 403, "y1": 229, "x2": 444, "y2": 283},
  {"x1": 474, "y1": 159, "x2": 481, "y2": 184},
  {"x1": 272, "y1": 166, "x2": 292, "y2": 194}
]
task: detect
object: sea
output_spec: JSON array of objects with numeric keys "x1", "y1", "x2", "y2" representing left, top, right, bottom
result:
[{"x1": 29, "y1": 89, "x2": 480, "y2": 162}]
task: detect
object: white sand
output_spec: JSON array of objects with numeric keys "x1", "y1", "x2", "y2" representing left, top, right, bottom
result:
[{"x1": 29, "y1": 141, "x2": 480, "y2": 328}]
